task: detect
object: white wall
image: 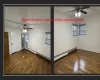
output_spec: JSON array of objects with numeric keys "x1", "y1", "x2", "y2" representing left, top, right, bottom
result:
[
  {"x1": 78, "y1": 14, "x2": 100, "y2": 53},
  {"x1": 4, "y1": 22, "x2": 22, "y2": 54},
  {"x1": 27, "y1": 25, "x2": 50, "y2": 60},
  {"x1": 4, "y1": 7, "x2": 51, "y2": 58},
  {"x1": 54, "y1": 11, "x2": 78, "y2": 59},
  {"x1": 54, "y1": 9, "x2": 100, "y2": 60}
]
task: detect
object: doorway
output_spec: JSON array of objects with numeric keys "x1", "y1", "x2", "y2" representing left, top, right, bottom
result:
[
  {"x1": 21, "y1": 33, "x2": 29, "y2": 49},
  {"x1": 4, "y1": 32, "x2": 9, "y2": 57}
]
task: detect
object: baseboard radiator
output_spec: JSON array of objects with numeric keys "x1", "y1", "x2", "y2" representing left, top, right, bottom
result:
[
  {"x1": 27, "y1": 48, "x2": 50, "y2": 61},
  {"x1": 54, "y1": 47, "x2": 77, "y2": 61}
]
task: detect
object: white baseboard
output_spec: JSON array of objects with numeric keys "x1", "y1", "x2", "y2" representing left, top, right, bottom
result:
[
  {"x1": 54, "y1": 52, "x2": 68, "y2": 61},
  {"x1": 27, "y1": 48, "x2": 37, "y2": 54},
  {"x1": 54, "y1": 47, "x2": 77, "y2": 61},
  {"x1": 78, "y1": 48, "x2": 100, "y2": 53},
  {"x1": 27, "y1": 48, "x2": 50, "y2": 60},
  {"x1": 11, "y1": 49, "x2": 22, "y2": 54}
]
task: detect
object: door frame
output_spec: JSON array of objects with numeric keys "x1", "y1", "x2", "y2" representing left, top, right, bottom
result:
[{"x1": 4, "y1": 32, "x2": 9, "y2": 57}]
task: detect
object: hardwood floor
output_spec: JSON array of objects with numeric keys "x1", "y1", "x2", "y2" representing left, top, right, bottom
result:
[
  {"x1": 54, "y1": 49, "x2": 100, "y2": 74},
  {"x1": 4, "y1": 50, "x2": 50, "y2": 74},
  {"x1": 4, "y1": 49, "x2": 100, "y2": 74}
]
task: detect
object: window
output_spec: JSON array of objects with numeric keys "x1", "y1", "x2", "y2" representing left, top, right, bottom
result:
[
  {"x1": 45, "y1": 32, "x2": 51, "y2": 45},
  {"x1": 73, "y1": 24, "x2": 78, "y2": 36},
  {"x1": 79, "y1": 24, "x2": 86, "y2": 35}
]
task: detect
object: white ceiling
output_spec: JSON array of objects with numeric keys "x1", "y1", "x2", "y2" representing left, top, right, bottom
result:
[
  {"x1": 54, "y1": 6, "x2": 100, "y2": 18},
  {"x1": 4, "y1": 7, "x2": 50, "y2": 28},
  {"x1": 4, "y1": 6, "x2": 100, "y2": 28}
]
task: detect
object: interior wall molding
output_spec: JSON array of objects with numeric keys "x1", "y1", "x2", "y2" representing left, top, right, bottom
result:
[
  {"x1": 54, "y1": 47, "x2": 77, "y2": 61},
  {"x1": 27, "y1": 48, "x2": 50, "y2": 61}
]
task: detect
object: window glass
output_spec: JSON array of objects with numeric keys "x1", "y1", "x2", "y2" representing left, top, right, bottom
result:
[
  {"x1": 45, "y1": 32, "x2": 51, "y2": 45},
  {"x1": 79, "y1": 24, "x2": 86, "y2": 35},
  {"x1": 73, "y1": 24, "x2": 78, "y2": 36}
]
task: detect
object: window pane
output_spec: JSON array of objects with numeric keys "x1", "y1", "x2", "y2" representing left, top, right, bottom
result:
[
  {"x1": 73, "y1": 24, "x2": 78, "y2": 36},
  {"x1": 73, "y1": 31, "x2": 78, "y2": 36},
  {"x1": 45, "y1": 32, "x2": 51, "y2": 45},
  {"x1": 79, "y1": 24, "x2": 86, "y2": 35},
  {"x1": 47, "y1": 34, "x2": 50, "y2": 39},
  {"x1": 45, "y1": 39, "x2": 50, "y2": 45}
]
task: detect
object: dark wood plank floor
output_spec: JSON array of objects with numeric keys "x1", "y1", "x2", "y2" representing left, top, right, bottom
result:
[
  {"x1": 4, "y1": 50, "x2": 50, "y2": 74},
  {"x1": 54, "y1": 49, "x2": 100, "y2": 74}
]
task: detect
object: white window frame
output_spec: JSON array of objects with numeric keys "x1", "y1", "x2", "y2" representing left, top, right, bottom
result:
[
  {"x1": 45, "y1": 32, "x2": 51, "y2": 45},
  {"x1": 73, "y1": 24, "x2": 78, "y2": 36},
  {"x1": 79, "y1": 24, "x2": 86, "y2": 35}
]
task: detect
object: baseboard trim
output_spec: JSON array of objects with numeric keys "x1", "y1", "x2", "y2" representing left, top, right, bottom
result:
[
  {"x1": 68, "y1": 47, "x2": 77, "y2": 54},
  {"x1": 27, "y1": 48, "x2": 37, "y2": 54},
  {"x1": 27, "y1": 48, "x2": 50, "y2": 62},
  {"x1": 54, "y1": 47, "x2": 77, "y2": 62},
  {"x1": 36, "y1": 54, "x2": 50, "y2": 62},
  {"x1": 11, "y1": 49, "x2": 22, "y2": 55},
  {"x1": 78, "y1": 49, "x2": 100, "y2": 54}
]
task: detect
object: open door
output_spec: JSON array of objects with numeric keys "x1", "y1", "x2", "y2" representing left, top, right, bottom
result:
[{"x1": 4, "y1": 32, "x2": 9, "y2": 57}]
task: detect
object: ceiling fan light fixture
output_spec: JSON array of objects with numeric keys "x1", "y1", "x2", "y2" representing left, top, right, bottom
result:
[
  {"x1": 75, "y1": 12, "x2": 78, "y2": 17},
  {"x1": 75, "y1": 11, "x2": 81, "y2": 18},
  {"x1": 78, "y1": 11, "x2": 81, "y2": 17},
  {"x1": 23, "y1": 29, "x2": 27, "y2": 32}
]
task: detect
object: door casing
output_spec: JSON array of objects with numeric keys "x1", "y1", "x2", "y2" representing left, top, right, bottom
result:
[{"x1": 4, "y1": 32, "x2": 9, "y2": 57}]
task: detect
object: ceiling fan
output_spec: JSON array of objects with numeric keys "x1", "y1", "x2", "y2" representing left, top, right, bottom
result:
[
  {"x1": 66, "y1": 6, "x2": 90, "y2": 17},
  {"x1": 22, "y1": 24, "x2": 33, "y2": 32},
  {"x1": 5, "y1": 19, "x2": 33, "y2": 32}
]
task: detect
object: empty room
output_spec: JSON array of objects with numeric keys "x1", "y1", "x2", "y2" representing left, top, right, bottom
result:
[
  {"x1": 54, "y1": 6, "x2": 100, "y2": 74},
  {"x1": 4, "y1": 6, "x2": 51, "y2": 74}
]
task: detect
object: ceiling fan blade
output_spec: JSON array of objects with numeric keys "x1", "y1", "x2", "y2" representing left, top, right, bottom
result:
[
  {"x1": 81, "y1": 10, "x2": 87, "y2": 14},
  {"x1": 5, "y1": 19, "x2": 23, "y2": 25},
  {"x1": 66, "y1": 10, "x2": 76, "y2": 13},
  {"x1": 27, "y1": 28, "x2": 33, "y2": 29},
  {"x1": 81, "y1": 6, "x2": 90, "y2": 9}
]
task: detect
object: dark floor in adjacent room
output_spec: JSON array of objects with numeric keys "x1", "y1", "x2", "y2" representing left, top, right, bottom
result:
[
  {"x1": 4, "y1": 50, "x2": 50, "y2": 74},
  {"x1": 54, "y1": 49, "x2": 100, "y2": 74}
]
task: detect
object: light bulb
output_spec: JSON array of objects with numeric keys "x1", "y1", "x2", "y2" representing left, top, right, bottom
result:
[
  {"x1": 75, "y1": 12, "x2": 78, "y2": 17},
  {"x1": 75, "y1": 11, "x2": 81, "y2": 18},
  {"x1": 78, "y1": 11, "x2": 81, "y2": 17},
  {"x1": 23, "y1": 29, "x2": 27, "y2": 32}
]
